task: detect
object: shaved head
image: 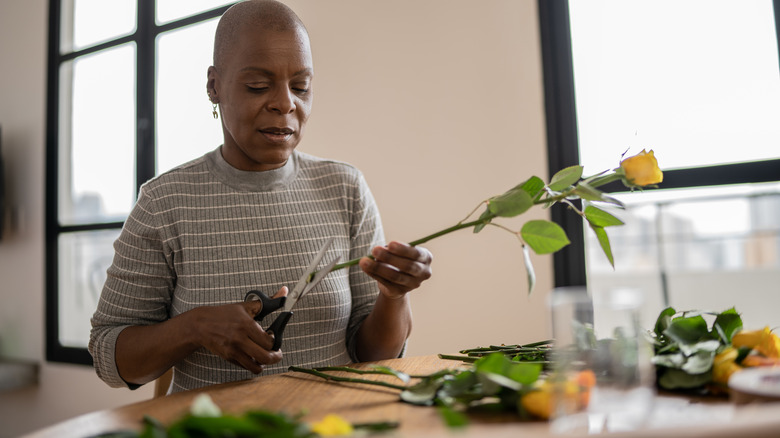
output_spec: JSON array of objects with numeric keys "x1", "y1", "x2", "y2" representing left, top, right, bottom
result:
[{"x1": 213, "y1": 0, "x2": 309, "y2": 70}]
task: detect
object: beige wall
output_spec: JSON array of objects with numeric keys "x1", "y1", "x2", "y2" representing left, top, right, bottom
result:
[{"x1": 0, "y1": 1, "x2": 552, "y2": 436}]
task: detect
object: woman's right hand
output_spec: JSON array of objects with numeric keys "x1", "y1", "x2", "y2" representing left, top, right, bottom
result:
[{"x1": 191, "y1": 286, "x2": 288, "y2": 373}]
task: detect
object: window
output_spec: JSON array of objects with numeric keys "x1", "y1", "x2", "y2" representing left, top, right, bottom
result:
[
  {"x1": 539, "y1": 0, "x2": 780, "y2": 327},
  {"x1": 46, "y1": 0, "x2": 236, "y2": 365}
]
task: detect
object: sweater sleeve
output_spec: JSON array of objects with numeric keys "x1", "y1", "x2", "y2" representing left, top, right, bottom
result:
[
  {"x1": 88, "y1": 184, "x2": 175, "y2": 388},
  {"x1": 344, "y1": 171, "x2": 387, "y2": 362}
]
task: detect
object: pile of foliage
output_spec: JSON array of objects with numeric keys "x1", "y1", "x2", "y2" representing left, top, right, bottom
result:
[{"x1": 650, "y1": 307, "x2": 780, "y2": 393}]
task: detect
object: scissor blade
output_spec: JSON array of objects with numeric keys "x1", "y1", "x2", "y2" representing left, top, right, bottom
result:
[
  {"x1": 284, "y1": 255, "x2": 341, "y2": 311},
  {"x1": 289, "y1": 237, "x2": 335, "y2": 300}
]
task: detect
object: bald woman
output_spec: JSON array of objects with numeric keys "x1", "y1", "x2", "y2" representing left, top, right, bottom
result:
[{"x1": 89, "y1": 0, "x2": 432, "y2": 393}]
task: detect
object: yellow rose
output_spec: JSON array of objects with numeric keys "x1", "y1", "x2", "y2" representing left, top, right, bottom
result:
[
  {"x1": 310, "y1": 414, "x2": 354, "y2": 437},
  {"x1": 712, "y1": 347, "x2": 741, "y2": 386},
  {"x1": 619, "y1": 149, "x2": 663, "y2": 187},
  {"x1": 732, "y1": 326, "x2": 780, "y2": 358}
]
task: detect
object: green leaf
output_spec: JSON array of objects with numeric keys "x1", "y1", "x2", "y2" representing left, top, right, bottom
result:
[
  {"x1": 681, "y1": 350, "x2": 716, "y2": 375},
  {"x1": 438, "y1": 371, "x2": 479, "y2": 399},
  {"x1": 654, "y1": 307, "x2": 676, "y2": 337},
  {"x1": 473, "y1": 208, "x2": 494, "y2": 234},
  {"x1": 520, "y1": 176, "x2": 546, "y2": 201},
  {"x1": 437, "y1": 403, "x2": 469, "y2": 428},
  {"x1": 664, "y1": 314, "x2": 710, "y2": 345},
  {"x1": 474, "y1": 352, "x2": 510, "y2": 374},
  {"x1": 521, "y1": 220, "x2": 571, "y2": 254},
  {"x1": 584, "y1": 205, "x2": 624, "y2": 227},
  {"x1": 479, "y1": 372, "x2": 523, "y2": 392},
  {"x1": 651, "y1": 352, "x2": 685, "y2": 368},
  {"x1": 504, "y1": 362, "x2": 542, "y2": 386},
  {"x1": 488, "y1": 187, "x2": 533, "y2": 218},
  {"x1": 548, "y1": 165, "x2": 583, "y2": 191},
  {"x1": 589, "y1": 225, "x2": 614, "y2": 267},
  {"x1": 522, "y1": 244, "x2": 536, "y2": 295},
  {"x1": 678, "y1": 339, "x2": 721, "y2": 357},
  {"x1": 400, "y1": 379, "x2": 442, "y2": 406},
  {"x1": 657, "y1": 368, "x2": 712, "y2": 390},
  {"x1": 573, "y1": 182, "x2": 624, "y2": 207},
  {"x1": 712, "y1": 308, "x2": 743, "y2": 343}
]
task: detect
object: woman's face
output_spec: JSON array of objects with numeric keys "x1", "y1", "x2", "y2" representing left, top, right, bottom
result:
[{"x1": 208, "y1": 26, "x2": 313, "y2": 171}]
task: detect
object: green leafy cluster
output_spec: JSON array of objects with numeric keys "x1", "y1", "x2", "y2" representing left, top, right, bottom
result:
[
  {"x1": 650, "y1": 307, "x2": 743, "y2": 391},
  {"x1": 91, "y1": 403, "x2": 396, "y2": 438},
  {"x1": 290, "y1": 353, "x2": 544, "y2": 428},
  {"x1": 92, "y1": 410, "x2": 314, "y2": 438}
]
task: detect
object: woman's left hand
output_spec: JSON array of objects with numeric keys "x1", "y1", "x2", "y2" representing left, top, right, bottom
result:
[{"x1": 359, "y1": 241, "x2": 433, "y2": 299}]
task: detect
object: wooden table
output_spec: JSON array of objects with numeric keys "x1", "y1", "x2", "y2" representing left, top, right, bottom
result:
[{"x1": 22, "y1": 355, "x2": 780, "y2": 438}]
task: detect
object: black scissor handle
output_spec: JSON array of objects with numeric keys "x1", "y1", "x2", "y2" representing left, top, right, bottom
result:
[
  {"x1": 266, "y1": 311, "x2": 293, "y2": 351},
  {"x1": 244, "y1": 290, "x2": 286, "y2": 321}
]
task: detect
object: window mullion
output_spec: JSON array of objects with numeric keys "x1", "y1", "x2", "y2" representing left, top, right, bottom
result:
[{"x1": 136, "y1": 0, "x2": 157, "y2": 191}]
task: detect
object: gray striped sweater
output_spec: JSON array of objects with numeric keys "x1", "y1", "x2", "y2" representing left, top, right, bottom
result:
[{"x1": 89, "y1": 147, "x2": 384, "y2": 393}]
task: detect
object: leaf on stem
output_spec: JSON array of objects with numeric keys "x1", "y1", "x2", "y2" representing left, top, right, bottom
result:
[
  {"x1": 520, "y1": 220, "x2": 570, "y2": 254},
  {"x1": 400, "y1": 379, "x2": 441, "y2": 406},
  {"x1": 488, "y1": 187, "x2": 533, "y2": 218},
  {"x1": 573, "y1": 182, "x2": 624, "y2": 207},
  {"x1": 520, "y1": 176, "x2": 547, "y2": 201},
  {"x1": 584, "y1": 205, "x2": 624, "y2": 227},
  {"x1": 548, "y1": 165, "x2": 583, "y2": 191},
  {"x1": 473, "y1": 209, "x2": 494, "y2": 234},
  {"x1": 588, "y1": 224, "x2": 614, "y2": 267}
]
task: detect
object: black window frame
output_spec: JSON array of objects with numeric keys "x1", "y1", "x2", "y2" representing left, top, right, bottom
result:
[
  {"x1": 538, "y1": 0, "x2": 780, "y2": 289},
  {"x1": 45, "y1": 0, "x2": 237, "y2": 365}
]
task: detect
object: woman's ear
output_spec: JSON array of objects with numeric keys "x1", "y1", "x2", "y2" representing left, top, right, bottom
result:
[{"x1": 206, "y1": 66, "x2": 219, "y2": 103}]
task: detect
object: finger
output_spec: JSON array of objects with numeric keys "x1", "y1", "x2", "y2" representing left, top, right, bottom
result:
[
  {"x1": 371, "y1": 246, "x2": 432, "y2": 280},
  {"x1": 232, "y1": 352, "x2": 265, "y2": 374},
  {"x1": 385, "y1": 241, "x2": 434, "y2": 264},
  {"x1": 247, "y1": 323, "x2": 277, "y2": 351},
  {"x1": 241, "y1": 343, "x2": 283, "y2": 368},
  {"x1": 272, "y1": 286, "x2": 289, "y2": 299},
  {"x1": 360, "y1": 256, "x2": 415, "y2": 290}
]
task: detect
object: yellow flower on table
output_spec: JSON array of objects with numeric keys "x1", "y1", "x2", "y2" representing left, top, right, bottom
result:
[
  {"x1": 619, "y1": 149, "x2": 663, "y2": 187},
  {"x1": 732, "y1": 326, "x2": 780, "y2": 358},
  {"x1": 712, "y1": 347, "x2": 742, "y2": 387},
  {"x1": 311, "y1": 414, "x2": 354, "y2": 436}
]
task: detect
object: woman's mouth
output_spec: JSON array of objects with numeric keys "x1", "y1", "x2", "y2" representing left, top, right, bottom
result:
[{"x1": 259, "y1": 127, "x2": 294, "y2": 142}]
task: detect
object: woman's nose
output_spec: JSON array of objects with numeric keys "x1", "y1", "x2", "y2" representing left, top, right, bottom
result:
[{"x1": 268, "y1": 87, "x2": 296, "y2": 114}]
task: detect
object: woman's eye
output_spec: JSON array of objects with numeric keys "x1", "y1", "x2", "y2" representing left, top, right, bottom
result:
[{"x1": 247, "y1": 85, "x2": 268, "y2": 92}]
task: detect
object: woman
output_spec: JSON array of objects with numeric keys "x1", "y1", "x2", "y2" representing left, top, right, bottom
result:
[{"x1": 89, "y1": 0, "x2": 432, "y2": 393}]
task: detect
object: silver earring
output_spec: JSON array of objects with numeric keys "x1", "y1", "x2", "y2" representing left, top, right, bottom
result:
[{"x1": 208, "y1": 91, "x2": 218, "y2": 119}]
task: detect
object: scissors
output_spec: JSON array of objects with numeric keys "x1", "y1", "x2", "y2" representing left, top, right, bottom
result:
[{"x1": 244, "y1": 237, "x2": 341, "y2": 351}]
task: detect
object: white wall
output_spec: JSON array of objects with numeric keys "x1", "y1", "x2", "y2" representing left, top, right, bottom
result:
[{"x1": 0, "y1": 1, "x2": 552, "y2": 436}]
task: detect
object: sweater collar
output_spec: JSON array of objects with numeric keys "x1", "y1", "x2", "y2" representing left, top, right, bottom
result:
[{"x1": 206, "y1": 146, "x2": 298, "y2": 192}]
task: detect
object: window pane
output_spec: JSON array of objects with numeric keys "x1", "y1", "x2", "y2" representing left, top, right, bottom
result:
[
  {"x1": 59, "y1": 44, "x2": 136, "y2": 225},
  {"x1": 156, "y1": 0, "x2": 234, "y2": 25},
  {"x1": 61, "y1": 0, "x2": 137, "y2": 52},
  {"x1": 58, "y1": 229, "x2": 121, "y2": 348},
  {"x1": 156, "y1": 20, "x2": 224, "y2": 174},
  {"x1": 569, "y1": 0, "x2": 780, "y2": 173},
  {"x1": 585, "y1": 182, "x2": 780, "y2": 332}
]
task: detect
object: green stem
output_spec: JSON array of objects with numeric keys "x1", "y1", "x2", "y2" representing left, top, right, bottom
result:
[
  {"x1": 288, "y1": 366, "x2": 408, "y2": 391},
  {"x1": 325, "y1": 218, "x2": 487, "y2": 273}
]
